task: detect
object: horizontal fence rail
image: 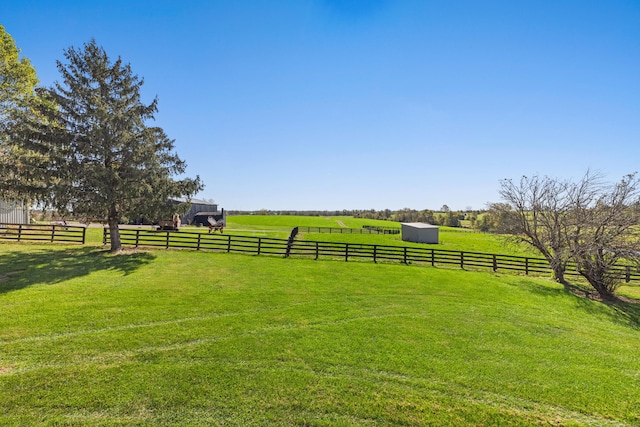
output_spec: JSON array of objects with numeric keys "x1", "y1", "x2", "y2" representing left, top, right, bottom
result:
[
  {"x1": 104, "y1": 228, "x2": 640, "y2": 284},
  {"x1": 104, "y1": 228, "x2": 289, "y2": 256},
  {"x1": 297, "y1": 226, "x2": 400, "y2": 235},
  {"x1": 0, "y1": 223, "x2": 86, "y2": 244}
]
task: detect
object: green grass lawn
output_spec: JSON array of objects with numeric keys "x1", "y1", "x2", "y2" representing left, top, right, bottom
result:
[{"x1": 1, "y1": 241, "x2": 639, "y2": 426}]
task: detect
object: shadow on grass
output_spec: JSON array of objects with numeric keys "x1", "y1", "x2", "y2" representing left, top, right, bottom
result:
[
  {"x1": 511, "y1": 277, "x2": 640, "y2": 329},
  {"x1": 0, "y1": 246, "x2": 155, "y2": 294}
]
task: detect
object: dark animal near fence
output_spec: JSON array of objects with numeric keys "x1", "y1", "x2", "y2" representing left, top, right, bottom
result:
[{"x1": 285, "y1": 226, "x2": 299, "y2": 257}]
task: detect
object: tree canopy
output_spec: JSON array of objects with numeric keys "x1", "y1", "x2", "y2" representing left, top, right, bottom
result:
[
  {"x1": 0, "y1": 24, "x2": 38, "y2": 120},
  {"x1": 3, "y1": 39, "x2": 203, "y2": 251},
  {"x1": 0, "y1": 25, "x2": 41, "y2": 201}
]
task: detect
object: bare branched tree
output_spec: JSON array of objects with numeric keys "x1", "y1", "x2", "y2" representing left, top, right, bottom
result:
[
  {"x1": 499, "y1": 174, "x2": 575, "y2": 284},
  {"x1": 565, "y1": 173, "x2": 640, "y2": 299},
  {"x1": 499, "y1": 171, "x2": 640, "y2": 300}
]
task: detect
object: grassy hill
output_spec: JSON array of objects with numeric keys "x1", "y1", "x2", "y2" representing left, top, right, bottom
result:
[{"x1": 1, "y1": 239, "x2": 639, "y2": 426}]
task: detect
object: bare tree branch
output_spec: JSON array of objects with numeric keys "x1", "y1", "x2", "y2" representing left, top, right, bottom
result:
[{"x1": 498, "y1": 171, "x2": 640, "y2": 300}]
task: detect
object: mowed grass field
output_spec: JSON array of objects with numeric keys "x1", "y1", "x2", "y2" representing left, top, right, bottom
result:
[{"x1": 1, "y1": 217, "x2": 639, "y2": 426}]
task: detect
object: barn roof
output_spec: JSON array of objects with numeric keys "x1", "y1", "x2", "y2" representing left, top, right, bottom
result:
[
  {"x1": 194, "y1": 211, "x2": 223, "y2": 216},
  {"x1": 170, "y1": 198, "x2": 216, "y2": 205}
]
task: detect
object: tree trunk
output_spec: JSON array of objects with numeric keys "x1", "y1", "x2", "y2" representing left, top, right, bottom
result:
[
  {"x1": 553, "y1": 264, "x2": 567, "y2": 285},
  {"x1": 108, "y1": 207, "x2": 121, "y2": 252},
  {"x1": 547, "y1": 256, "x2": 567, "y2": 285},
  {"x1": 583, "y1": 274, "x2": 618, "y2": 301}
]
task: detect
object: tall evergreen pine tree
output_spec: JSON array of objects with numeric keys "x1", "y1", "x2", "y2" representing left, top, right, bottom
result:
[{"x1": 5, "y1": 40, "x2": 203, "y2": 251}]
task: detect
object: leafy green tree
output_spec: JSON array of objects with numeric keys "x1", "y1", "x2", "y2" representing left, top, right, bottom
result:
[
  {"x1": 417, "y1": 209, "x2": 435, "y2": 224},
  {"x1": 0, "y1": 25, "x2": 38, "y2": 120},
  {"x1": 4, "y1": 40, "x2": 203, "y2": 251},
  {"x1": 442, "y1": 211, "x2": 460, "y2": 227},
  {"x1": 0, "y1": 25, "x2": 40, "y2": 201},
  {"x1": 475, "y1": 203, "x2": 520, "y2": 234}
]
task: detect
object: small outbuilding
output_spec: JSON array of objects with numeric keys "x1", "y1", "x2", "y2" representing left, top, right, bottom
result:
[
  {"x1": 0, "y1": 200, "x2": 29, "y2": 224},
  {"x1": 401, "y1": 222, "x2": 439, "y2": 244}
]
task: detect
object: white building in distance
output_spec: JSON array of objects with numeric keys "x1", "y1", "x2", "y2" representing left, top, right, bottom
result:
[{"x1": 401, "y1": 222, "x2": 439, "y2": 244}]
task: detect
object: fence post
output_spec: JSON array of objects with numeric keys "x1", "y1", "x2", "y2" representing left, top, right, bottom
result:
[
  {"x1": 431, "y1": 249, "x2": 434, "y2": 266},
  {"x1": 626, "y1": 266, "x2": 631, "y2": 283},
  {"x1": 403, "y1": 247, "x2": 407, "y2": 264},
  {"x1": 345, "y1": 243, "x2": 349, "y2": 262},
  {"x1": 51, "y1": 225, "x2": 56, "y2": 242},
  {"x1": 135, "y1": 229, "x2": 140, "y2": 248},
  {"x1": 373, "y1": 245, "x2": 377, "y2": 263},
  {"x1": 493, "y1": 254, "x2": 497, "y2": 271},
  {"x1": 82, "y1": 227, "x2": 87, "y2": 244},
  {"x1": 227, "y1": 235, "x2": 231, "y2": 253},
  {"x1": 460, "y1": 252, "x2": 464, "y2": 269},
  {"x1": 258, "y1": 237, "x2": 262, "y2": 255},
  {"x1": 103, "y1": 228, "x2": 107, "y2": 245},
  {"x1": 197, "y1": 233, "x2": 201, "y2": 250},
  {"x1": 315, "y1": 241, "x2": 319, "y2": 260},
  {"x1": 165, "y1": 232, "x2": 170, "y2": 249},
  {"x1": 525, "y1": 258, "x2": 529, "y2": 275}
]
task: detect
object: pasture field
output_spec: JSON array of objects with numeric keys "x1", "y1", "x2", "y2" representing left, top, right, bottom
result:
[
  {"x1": 72, "y1": 222, "x2": 640, "y2": 298},
  {"x1": 0, "y1": 241, "x2": 639, "y2": 426},
  {"x1": 297, "y1": 228, "x2": 537, "y2": 257},
  {"x1": 226, "y1": 215, "x2": 536, "y2": 256},
  {"x1": 86, "y1": 218, "x2": 533, "y2": 256},
  {"x1": 227, "y1": 215, "x2": 367, "y2": 229}
]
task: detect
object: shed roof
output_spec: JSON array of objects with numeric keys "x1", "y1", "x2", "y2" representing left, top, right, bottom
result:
[{"x1": 401, "y1": 222, "x2": 439, "y2": 229}]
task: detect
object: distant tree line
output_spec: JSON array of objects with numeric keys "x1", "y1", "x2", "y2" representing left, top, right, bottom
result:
[
  {"x1": 227, "y1": 209, "x2": 365, "y2": 217},
  {"x1": 228, "y1": 206, "x2": 475, "y2": 228}
]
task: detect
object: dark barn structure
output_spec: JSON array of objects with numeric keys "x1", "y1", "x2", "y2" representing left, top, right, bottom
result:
[
  {"x1": 172, "y1": 199, "x2": 226, "y2": 226},
  {"x1": 192, "y1": 210, "x2": 226, "y2": 227}
]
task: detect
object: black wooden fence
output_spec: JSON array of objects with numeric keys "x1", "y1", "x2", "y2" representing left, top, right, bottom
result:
[
  {"x1": 298, "y1": 226, "x2": 400, "y2": 235},
  {"x1": 103, "y1": 228, "x2": 640, "y2": 284},
  {"x1": 0, "y1": 223, "x2": 87, "y2": 244}
]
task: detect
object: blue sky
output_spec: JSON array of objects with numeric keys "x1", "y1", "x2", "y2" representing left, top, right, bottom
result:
[{"x1": 3, "y1": 0, "x2": 639, "y2": 211}]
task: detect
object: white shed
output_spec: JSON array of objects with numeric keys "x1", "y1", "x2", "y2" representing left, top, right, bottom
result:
[
  {"x1": 0, "y1": 200, "x2": 29, "y2": 224},
  {"x1": 401, "y1": 222, "x2": 439, "y2": 244}
]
